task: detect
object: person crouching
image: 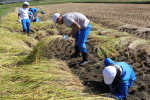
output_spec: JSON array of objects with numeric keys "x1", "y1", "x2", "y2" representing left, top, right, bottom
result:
[{"x1": 103, "y1": 58, "x2": 136, "y2": 100}]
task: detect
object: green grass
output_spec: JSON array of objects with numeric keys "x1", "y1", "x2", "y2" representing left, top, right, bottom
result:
[{"x1": 0, "y1": 5, "x2": 15, "y2": 19}]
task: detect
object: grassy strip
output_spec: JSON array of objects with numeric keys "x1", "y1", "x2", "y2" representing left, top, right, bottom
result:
[
  {"x1": 0, "y1": 5, "x2": 15, "y2": 18},
  {"x1": 0, "y1": 0, "x2": 75, "y2": 22}
]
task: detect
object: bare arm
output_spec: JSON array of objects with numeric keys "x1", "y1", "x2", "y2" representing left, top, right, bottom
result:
[
  {"x1": 68, "y1": 22, "x2": 81, "y2": 37},
  {"x1": 18, "y1": 13, "x2": 20, "y2": 19}
]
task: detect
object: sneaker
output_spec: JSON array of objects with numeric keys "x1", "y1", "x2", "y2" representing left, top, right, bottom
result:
[{"x1": 79, "y1": 60, "x2": 89, "y2": 66}]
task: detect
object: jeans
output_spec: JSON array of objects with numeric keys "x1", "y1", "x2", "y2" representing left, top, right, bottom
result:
[
  {"x1": 73, "y1": 24, "x2": 92, "y2": 53},
  {"x1": 21, "y1": 19, "x2": 30, "y2": 33}
]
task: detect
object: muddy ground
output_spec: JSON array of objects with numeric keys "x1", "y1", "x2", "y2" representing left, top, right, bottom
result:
[{"x1": 49, "y1": 37, "x2": 150, "y2": 100}]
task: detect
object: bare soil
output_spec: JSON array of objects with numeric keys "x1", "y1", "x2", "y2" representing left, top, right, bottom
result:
[
  {"x1": 47, "y1": 35, "x2": 150, "y2": 100},
  {"x1": 30, "y1": 3, "x2": 150, "y2": 27}
]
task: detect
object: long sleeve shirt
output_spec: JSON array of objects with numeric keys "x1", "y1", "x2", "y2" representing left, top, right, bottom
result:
[{"x1": 104, "y1": 58, "x2": 136, "y2": 99}]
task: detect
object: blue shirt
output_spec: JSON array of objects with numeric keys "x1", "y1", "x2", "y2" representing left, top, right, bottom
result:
[
  {"x1": 28, "y1": 12, "x2": 33, "y2": 20},
  {"x1": 104, "y1": 58, "x2": 136, "y2": 99},
  {"x1": 29, "y1": 8, "x2": 38, "y2": 14}
]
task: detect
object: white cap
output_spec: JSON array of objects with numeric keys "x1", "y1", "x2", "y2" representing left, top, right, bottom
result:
[
  {"x1": 23, "y1": 1, "x2": 29, "y2": 5},
  {"x1": 52, "y1": 13, "x2": 60, "y2": 23},
  {"x1": 103, "y1": 66, "x2": 117, "y2": 85}
]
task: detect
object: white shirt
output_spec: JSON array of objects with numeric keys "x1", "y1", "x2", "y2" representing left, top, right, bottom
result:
[{"x1": 18, "y1": 7, "x2": 29, "y2": 20}]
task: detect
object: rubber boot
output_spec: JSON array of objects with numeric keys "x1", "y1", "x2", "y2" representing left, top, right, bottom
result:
[
  {"x1": 79, "y1": 53, "x2": 89, "y2": 65},
  {"x1": 70, "y1": 45, "x2": 80, "y2": 58}
]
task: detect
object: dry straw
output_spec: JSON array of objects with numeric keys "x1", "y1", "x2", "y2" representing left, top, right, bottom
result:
[{"x1": 24, "y1": 35, "x2": 74, "y2": 63}]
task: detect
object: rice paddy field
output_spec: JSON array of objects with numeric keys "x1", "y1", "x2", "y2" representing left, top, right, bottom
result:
[
  {"x1": 0, "y1": 2, "x2": 150, "y2": 100},
  {"x1": 29, "y1": 3, "x2": 150, "y2": 39}
]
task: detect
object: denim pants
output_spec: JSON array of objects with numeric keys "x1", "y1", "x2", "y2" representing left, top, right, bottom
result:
[
  {"x1": 73, "y1": 24, "x2": 92, "y2": 53},
  {"x1": 21, "y1": 19, "x2": 30, "y2": 33}
]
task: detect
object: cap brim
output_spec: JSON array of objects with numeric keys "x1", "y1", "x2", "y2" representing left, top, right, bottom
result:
[{"x1": 104, "y1": 77, "x2": 114, "y2": 85}]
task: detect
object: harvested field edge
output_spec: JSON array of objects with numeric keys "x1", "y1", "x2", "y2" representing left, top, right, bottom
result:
[
  {"x1": 96, "y1": 20, "x2": 150, "y2": 40},
  {"x1": 73, "y1": 1, "x2": 150, "y2": 4}
]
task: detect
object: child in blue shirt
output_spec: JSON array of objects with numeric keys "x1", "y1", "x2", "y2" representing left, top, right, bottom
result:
[
  {"x1": 103, "y1": 58, "x2": 136, "y2": 99},
  {"x1": 29, "y1": 8, "x2": 40, "y2": 22}
]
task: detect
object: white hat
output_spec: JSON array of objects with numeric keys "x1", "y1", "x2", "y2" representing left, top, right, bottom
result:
[
  {"x1": 23, "y1": 1, "x2": 29, "y2": 5},
  {"x1": 52, "y1": 13, "x2": 60, "y2": 23},
  {"x1": 103, "y1": 66, "x2": 117, "y2": 85}
]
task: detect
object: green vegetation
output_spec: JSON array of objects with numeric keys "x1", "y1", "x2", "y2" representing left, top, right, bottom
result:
[{"x1": 0, "y1": 5, "x2": 15, "y2": 19}]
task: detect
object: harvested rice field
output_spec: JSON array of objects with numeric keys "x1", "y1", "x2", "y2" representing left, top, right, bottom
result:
[
  {"x1": 33, "y1": 3, "x2": 150, "y2": 100},
  {"x1": 29, "y1": 3, "x2": 150, "y2": 40},
  {"x1": 26, "y1": 24, "x2": 150, "y2": 100},
  {"x1": 2, "y1": 2, "x2": 150, "y2": 100}
]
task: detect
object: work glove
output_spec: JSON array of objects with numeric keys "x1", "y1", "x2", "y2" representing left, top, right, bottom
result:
[
  {"x1": 63, "y1": 35, "x2": 69, "y2": 41},
  {"x1": 18, "y1": 19, "x2": 21, "y2": 23}
]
